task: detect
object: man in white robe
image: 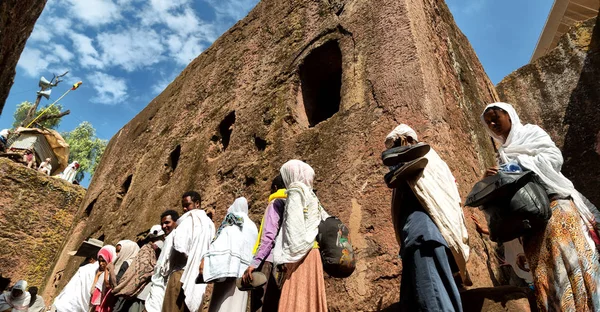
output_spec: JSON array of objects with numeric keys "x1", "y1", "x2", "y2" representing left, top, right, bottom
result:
[{"x1": 146, "y1": 192, "x2": 215, "y2": 312}]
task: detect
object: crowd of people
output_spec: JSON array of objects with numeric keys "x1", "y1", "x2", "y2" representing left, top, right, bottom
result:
[{"x1": 1, "y1": 102, "x2": 599, "y2": 312}]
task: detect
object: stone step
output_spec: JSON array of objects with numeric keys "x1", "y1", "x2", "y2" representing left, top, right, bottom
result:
[{"x1": 461, "y1": 286, "x2": 537, "y2": 312}]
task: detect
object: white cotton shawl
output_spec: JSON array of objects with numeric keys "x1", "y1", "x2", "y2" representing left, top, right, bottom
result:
[
  {"x1": 174, "y1": 209, "x2": 215, "y2": 312},
  {"x1": 0, "y1": 281, "x2": 31, "y2": 312},
  {"x1": 144, "y1": 233, "x2": 175, "y2": 312},
  {"x1": 386, "y1": 125, "x2": 470, "y2": 279},
  {"x1": 114, "y1": 240, "x2": 140, "y2": 275},
  {"x1": 61, "y1": 161, "x2": 79, "y2": 183},
  {"x1": 274, "y1": 160, "x2": 329, "y2": 266},
  {"x1": 203, "y1": 197, "x2": 258, "y2": 282},
  {"x1": 481, "y1": 102, "x2": 598, "y2": 249},
  {"x1": 53, "y1": 262, "x2": 99, "y2": 312}
]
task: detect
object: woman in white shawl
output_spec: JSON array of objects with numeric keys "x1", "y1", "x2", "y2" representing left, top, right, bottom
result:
[
  {"x1": 202, "y1": 197, "x2": 257, "y2": 312},
  {"x1": 481, "y1": 102, "x2": 600, "y2": 312},
  {"x1": 0, "y1": 280, "x2": 31, "y2": 311},
  {"x1": 274, "y1": 160, "x2": 328, "y2": 312},
  {"x1": 113, "y1": 240, "x2": 140, "y2": 284}
]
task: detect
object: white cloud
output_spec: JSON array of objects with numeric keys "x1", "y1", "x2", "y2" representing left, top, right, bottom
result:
[
  {"x1": 29, "y1": 24, "x2": 54, "y2": 43},
  {"x1": 69, "y1": 33, "x2": 104, "y2": 68},
  {"x1": 17, "y1": 48, "x2": 51, "y2": 77},
  {"x1": 66, "y1": 0, "x2": 121, "y2": 26},
  {"x1": 52, "y1": 44, "x2": 75, "y2": 62},
  {"x1": 171, "y1": 36, "x2": 204, "y2": 65},
  {"x1": 151, "y1": 76, "x2": 174, "y2": 94},
  {"x1": 87, "y1": 72, "x2": 128, "y2": 104},
  {"x1": 97, "y1": 28, "x2": 165, "y2": 71},
  {"x1": 205, "y1": 0, "x2": 258, "y2": 22}
]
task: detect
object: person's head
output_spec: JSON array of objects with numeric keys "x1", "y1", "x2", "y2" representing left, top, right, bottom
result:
[
  {"x1": 45, "y1": 158, "x2": 51, "y2": 163},
  {"x1": 28, "y1": 286, "x2": 38, "y2": 297},
  {"x1": 11, "y1": 280, "x2": 27, "y2": 298},
  {"x1": 228, "y1": 197, "x2": 248, "y2": 215},
  {"x1": 280, "y1": 160, "x2": 315, "y2": 189},
  {"x1": 384, "y1": 124, "x2": 418, "y2": 149},
  {"x1": 181, "y1": 191, "x2": 201, "y2": 213},
  {"x1": 97, "y1": 245, "x2": 116, "y2": 272},
  {"x1": 147, "y1": 224, "x2": 165, "y2": 242},
  {"x1": 28, "y1": 286, "x2": 38, "y2": 306},
  {"x1": 483, "y1": 106, "x2": 512, "y2": 141},
  {"x1": 25, "y1": 150, "x2": 32, "y2": 155},
  {"x1": 160, "y1": 210, "x2": 179, "y2": 235},
  {"x1": 270, "y1": 174, "x2": 285, "y2": 193}
]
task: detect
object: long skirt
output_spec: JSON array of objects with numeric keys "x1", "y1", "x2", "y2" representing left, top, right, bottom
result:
[
  {"x1": 251, "y1": 261, "x2": 281, "y2": 312},
  {"x1": 278, "y1": 249, "x2": 327, "y2": 312},
  {"x1": 208, "y1": 278, "x2": 248, "y2": 312},
  {"x1": 524, "y1": 199, "x2": 600, "y2": 312}
]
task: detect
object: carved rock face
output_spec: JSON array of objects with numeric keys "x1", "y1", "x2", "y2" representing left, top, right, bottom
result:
[
  {"x1": 0, "y1": 0, "x2": 48, "y2": 114},
  {"x1": 46, "y1": 0, "x2": 510, "y2": 309},
  {"x1": 0, "y1": 158, "x2": 85, "y2": 293}
]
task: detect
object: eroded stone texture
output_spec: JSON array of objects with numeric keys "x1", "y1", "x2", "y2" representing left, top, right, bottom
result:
[
  {"x1": 497, "y1": 17, "x2": 600, "y2": 206},
  {"x1": 0, "y1": 0, "x2": 47, "y2": 115},
  {"x1": 0, "y1": 158, "x2": 85, "y2": 293},
  {"x1": 47, "y1": 0, "x2": 509, "y2": 309}
]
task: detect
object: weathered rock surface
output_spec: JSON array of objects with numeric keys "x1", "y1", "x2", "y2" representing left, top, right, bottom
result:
[
  {"x1": 461, "y1": 286, "x2": 537, "y2": 312},
  {"x1": 0, "y1": 157, "x2": 85, "y2": 291},
  {"x1": 0, "y1": 0, "x2": 47, "y2": 115},
  {"x1": 497, "y1": 17, "x2": 600, "y2": 206},
  {"x1": 46, "y1": 0, "x2": 512, "y2": 309}
]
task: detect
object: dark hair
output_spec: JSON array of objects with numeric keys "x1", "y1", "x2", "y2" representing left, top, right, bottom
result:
[
  {"x1": 161, "y1": 209, "x2": 179, "y2": 222},
  {"x1": 28, "y1": 287, "x2": 38, "y2": 307},
  {"x1": 181, "y1": 191, "x2": 201, "y2": 204},
  {"x1": 271, "y1": 174, "x2": 285, "y2": 191}
]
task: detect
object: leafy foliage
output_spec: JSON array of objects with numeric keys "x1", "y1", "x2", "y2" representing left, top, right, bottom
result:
[
  {"x1": 62, "y1": 122, "x2": 107, "y2": 182},
  {"x1": 12, "y1": 101, "x2": 64, "y2": 129}
]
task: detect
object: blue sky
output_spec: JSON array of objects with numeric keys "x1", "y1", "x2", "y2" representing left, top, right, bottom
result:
[{"x1": 0, "y1": 0, "x2": 553, "y2": 185}]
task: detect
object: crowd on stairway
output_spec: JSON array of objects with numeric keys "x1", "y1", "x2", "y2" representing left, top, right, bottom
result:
[{"x1": 2, "y1": 102, "x2": 599, "y2": 312}]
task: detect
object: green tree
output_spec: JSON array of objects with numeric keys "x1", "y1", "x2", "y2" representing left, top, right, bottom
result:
[
  {"x1": 62, "y1": 121, "x2": 107, "y2": 182},
  {"x1": 13, "y1": 101, "x2": 65, "y2": 129}
]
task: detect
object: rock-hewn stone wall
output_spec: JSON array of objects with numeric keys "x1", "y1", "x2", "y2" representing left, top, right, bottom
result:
[
  {"x1": 0, "y1": 158, "x2": 85, "y2": 292},
  {"x1": 497, "y1": 17, "x2": 600, "y2": 206},
  {"x1": 0, "y1": 0, "x2": 47, "y2": 115},
  {"x1": 46, "y1": 0, "x2": 510, "y2": 309}
]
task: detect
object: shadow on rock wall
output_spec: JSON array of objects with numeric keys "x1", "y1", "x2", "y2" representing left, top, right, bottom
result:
[{"x1": 562, "y1": 16, "x2": 600, "y2": 207}]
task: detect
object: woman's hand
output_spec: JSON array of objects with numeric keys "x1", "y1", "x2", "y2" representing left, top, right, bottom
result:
[
  {"x1": 484, "y1": 166, "x2": 499, "y2": 178},
  {"x1": 242, "y1": 266, "x2": 255, "y2": 285},
  {"x1": 471, "y1": 215, "x2": 489, "y2": 235}
]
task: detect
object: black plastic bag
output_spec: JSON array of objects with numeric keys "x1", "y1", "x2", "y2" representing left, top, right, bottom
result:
[{"x1": 466, "y1": 171, "x2": 551, "y2": 243}]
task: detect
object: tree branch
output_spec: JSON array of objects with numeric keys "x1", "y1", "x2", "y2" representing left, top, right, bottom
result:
[{"x1": 36, "y1": 110, "x2": 70, "y2": 124}]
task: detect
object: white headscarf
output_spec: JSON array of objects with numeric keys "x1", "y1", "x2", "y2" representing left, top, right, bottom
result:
[
  {"x1": 0, "y1": 280, "x2": 31, "y2": 311},
  {"x1": 384, "y1": 124, "x2": 419, "y2": 149},
  {"x1": 203, "y1": 197, "x2": 258, "y2": 282},
  {"x1": 386, "y1": 125, "x2": 470, "y2": 279},
  {"x1": 481, "y1": 102, "x2": 598, "y2": 249},
  {"x1": 114, "y1": 240, "x2": 140, "y2": 275},
  {"x1": 274, "y1": 160, "x2": 328, "y2": 265},
  {"x1": 280, "y1": 159, "x2": 315, "y2": 188}
]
